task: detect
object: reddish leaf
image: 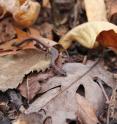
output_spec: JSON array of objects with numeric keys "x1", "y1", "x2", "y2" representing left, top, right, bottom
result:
[{"x1": 96, "y1": 30, "x2": 117, "y2": 52}]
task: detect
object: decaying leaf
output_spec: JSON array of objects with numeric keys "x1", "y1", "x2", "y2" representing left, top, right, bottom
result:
[
  {"x1": 26, "y1": 61, "x2": 115, "y2": 124},
  {"x1": 0, "y1": 26, "x2": 54, "y2": 56},
  {"x1": 0, "y1": 27, "x2": 34, "y2": 56},
  {"x1": 18, "y1": 79, "x2": 41, "y2": 102},
  {"x1": 0, "y1": 18, "x2": 16, "y2": 44},
  {"x1": 0, "y1": 49, "x2": 51, "y2": 91},
  {"x1": 18, "y1": 70, "x2": 54, "y2": 101},
  {"x1": 59, "y1": 21, "x2": 117, "y2": 49},
  {"x1": 84, "y1": 0, "x2": 107, "y2": 21}
]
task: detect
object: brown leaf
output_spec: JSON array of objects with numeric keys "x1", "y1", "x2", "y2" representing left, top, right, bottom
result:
[
  {"x1": 76, "y1": 93, "x2": 99, "y2": 124},
  {"x1": 13, "y1": 112, "x2": 48, "y2": 124},
  {"x1": 0, "y1": 18, "x2": 16, "y2": 44},
  {"x1": 106, "y1": 0, "x2": 117, "y2": 24},
  {"x1": 0, "y1": 29, "x2": 35, "y2": 56},
  {"x1": 96, "y1": 30, "x2": 117, "y2": 52},
  {"x1": 18, "y1": 79, "x2": 41, "y2": 102},
  {"x1": 34, "y1": 22, "x2": 53, "y2": 40},
  {"x1": 0, "y1": 49, "x2": 51, "y2": 91},
  {"x1": 18, "y1": 70, "x2": 54, "y2": 101},
  {"x1": 19, "y1": 0, "x2": 26, "y2": 5},
  {"x1": 42, "y1": 0, "x2": 50, "y2": 8}
]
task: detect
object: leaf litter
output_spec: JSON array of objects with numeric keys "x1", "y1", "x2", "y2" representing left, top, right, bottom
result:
[{"x1": 0, "y1": 0, "x2": 117, "y2": 124}]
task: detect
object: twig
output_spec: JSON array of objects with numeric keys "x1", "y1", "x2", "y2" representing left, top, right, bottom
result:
[
  {"x1": 94, "y1": 77, "x2": 110, "y2": 104},
  {"x1": 38, "y1": 58, "x2": 100, "y2": 109},
  {"x1": 12, "y1": 37, "x2": 66, "y2": 76},
  {"x1": 26, "y1": 78, "x2": 30, "y2": 104}
]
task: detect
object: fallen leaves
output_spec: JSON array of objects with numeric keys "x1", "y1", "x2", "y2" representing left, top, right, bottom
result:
[
  {"x1": 26, "y1": 61, "x2": 114, "y2": 123},
  {"x1": 18, "y1": 70, "x2": 54, "y2": 102},
  {"x1": 0, "y1": 49, "x2": 51, "y2": 91},
  {"x1": 0, "y1": 1, "x2": 117, "y2": 124}
]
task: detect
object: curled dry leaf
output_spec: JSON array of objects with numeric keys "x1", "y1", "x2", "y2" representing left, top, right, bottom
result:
[
  {"x1": 0, "y1": 0, "x2": 40, "y2": 27},
  {"x1": 13, "y1": 0, "x2": 40, "y2": 27},
  {"x1": 59, "y1": 21, "x2": 117, "y2": 49}
]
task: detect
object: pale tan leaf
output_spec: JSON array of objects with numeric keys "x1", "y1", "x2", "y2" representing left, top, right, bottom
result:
[
  {"x1": 0, "y1": 0, "x2": 20, "y2": 14},
  {"x1": 59, "y1": 21, "x2": 117, "y2": 49},
  {"x1": 0, "y1": 49, "x2": 51, "y2": 91},
  {"x1": 84, "y1": 0, "x2": 107, "y2": 21},
  {"x1": 76, "y1": 94, "x2": 99, "y2": 124}
]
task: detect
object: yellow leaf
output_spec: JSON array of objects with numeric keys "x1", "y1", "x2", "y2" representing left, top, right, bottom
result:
[{"x1": 59, "y1": 21, "x2": 117, "y2": 49}]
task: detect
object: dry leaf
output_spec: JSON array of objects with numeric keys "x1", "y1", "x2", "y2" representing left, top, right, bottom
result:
[
  {"x1": 0, "y1": 27, "x2": 35, "y2": 56},
  {"x1": 18, "y1": 70, "x2": 54, "y2": 101},
  {"x1": 13, "y1": 112, "x2": 48, "y2": 124},
  {"x1": 0, "y1": 0, "x2": 40, "y2": 27},
  {"x1": 59, "y1": 21, "x2": 117, "y2": 49},
  {"x1": 96, "y1": 30, "x2": 117, "y2": 52},
  {"x1": 18, "y1": 79, "x2": 41, "y2": 102},
  {"x1": 26, "y1": 61, "x2": 115, "y2": 124},
  {"x1": 0, "y1": 26, "x2": 53, "y2": 56},
  {"x1": 76, "y1": 93, "x2": 99, "y2": 124},
  {"x1": 106, "y1": 0, "x2": 117, "y2": 24},
  {"x1": 13, "y1": 0, "x2": 40, "y2": 27},
  {"x1": 0, "y1": 49, "x2": 51, "y2": 91},
  {"x1": 84, "y1": 0, "x2": 107, "y2": 21},
  {"x1": 42, "y1": 0, "x2": 50, "y2": 7},
  {"x1": 0, "y1": 0, "x2": 20, "y2": 14},
  {"x1": 34, "y1": 22, "x2": 53, "y2": 40},
  {"x1": 0, "y1": 18, "x2": 16, "y2": 44}
]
